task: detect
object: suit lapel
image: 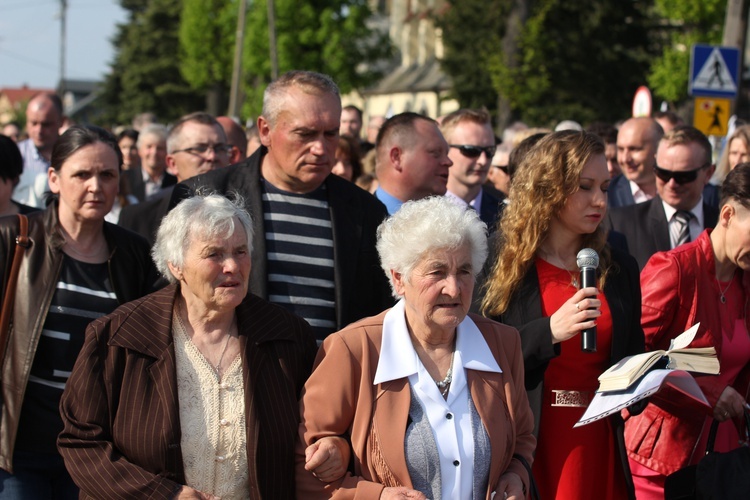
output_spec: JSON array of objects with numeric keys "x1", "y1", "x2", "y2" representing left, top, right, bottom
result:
[{"x1": 647, "y1": 198, "x2": 671, "y2": 252}]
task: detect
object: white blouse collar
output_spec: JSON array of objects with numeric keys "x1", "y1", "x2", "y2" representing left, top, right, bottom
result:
[{"x1": 373, "y1": 299, "x2": 502, "y2": 386}]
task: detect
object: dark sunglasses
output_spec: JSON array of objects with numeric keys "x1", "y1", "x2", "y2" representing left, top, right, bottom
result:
[
  {"x1": 492, "y1": 164, "x2": 509, "y2": 174},
  {"x1": 653, "y1": 164, "x2": 709, "y2": 185},
  {"x1": 450, "y1": 144, "x2": 497, "y2": 159}
]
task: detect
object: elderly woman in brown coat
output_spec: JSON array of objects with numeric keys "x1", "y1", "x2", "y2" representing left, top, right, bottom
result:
[{"x1": 296, "y1": 196, "x2": 536, "y2": 500}]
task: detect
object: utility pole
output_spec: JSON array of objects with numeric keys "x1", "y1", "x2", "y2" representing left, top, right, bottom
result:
[
  {"x1": 59, "y1": 0, "x2": 67, "y2": 96},
  {"x1": 267, "y1": 0, "x2": 279, "y2": 80},
  {"x1": 228, "y1": 0, "x2": 248, "y2": 117}
]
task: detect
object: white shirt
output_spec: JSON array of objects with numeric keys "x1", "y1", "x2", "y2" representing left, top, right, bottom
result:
[
  {"x1": 374, "y1": 299, "x2": 502, "y2": 500},
  {"x1": 629, "y1": 179, "x2": 654, "y2": 204},
  {"x1": 663, "y1": 197, "x2": 704, "y2": 248}
]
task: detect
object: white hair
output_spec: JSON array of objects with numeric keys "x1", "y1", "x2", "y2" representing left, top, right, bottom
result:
[
  {"x1": 151, "y1": 193, "x2": 253, "y2": 283},
  {"x1": 136, "y1": 123, "x2": 168, "y2": 148},
  {"x1": 376, "y1": 196, "x2": 488, "y2": 299}
]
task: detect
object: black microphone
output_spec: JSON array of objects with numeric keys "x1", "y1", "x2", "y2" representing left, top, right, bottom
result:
[{"x1": 577, "y1": 248, "x2": 599, "y2": 352}]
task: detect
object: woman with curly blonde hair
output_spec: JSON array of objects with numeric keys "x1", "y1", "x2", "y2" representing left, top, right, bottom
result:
[{"x1": 481, "y1": 130, "x2": 644, "y2": 500}]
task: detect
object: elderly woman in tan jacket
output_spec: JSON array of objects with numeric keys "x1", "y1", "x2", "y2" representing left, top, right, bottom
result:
[{"x1": 296, "y1": 196, "x2": 536, "y2": 500}]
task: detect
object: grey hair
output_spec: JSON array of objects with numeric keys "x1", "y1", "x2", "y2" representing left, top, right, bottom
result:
[
  {"x1": 262, "y1": 70, "x2": 340, "y2": 128},
  {"x1": 151, "y1": 193, "x2": 254, "y2": 283},
  {"x1": 376, "y1": 196, "x2": 488, "y2": 299},
  {"x1": 136, "y1": 123, "x2": 168, "y2": 148}
]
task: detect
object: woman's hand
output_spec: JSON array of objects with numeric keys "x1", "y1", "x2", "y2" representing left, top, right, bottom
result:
[
  {"x1": 713, "y1": 386, "x2": 747, "y2": 421},
  {"x1": 494, "y1": 471, "x2": 525, "y2": 500},
  {"x1": 175, "y1": 486, "x2": 219, "y2": 499},
  {"x1": 380, "y1": 487, "x2": 428, "y2": 499},
  {"x1": 304, "y1": 436, "x2": 351, "y2": 482},
  {"x1": 549, "y1": 287, "x2": 601, "y2": 344}
]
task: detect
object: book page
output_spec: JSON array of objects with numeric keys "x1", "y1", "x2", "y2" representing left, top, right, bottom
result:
[
  {"x1": 669, "y1": 322, "x2": 701, "y2": 351},
  {"x1": 575, "y1": 369, "x2": 709, "y2": 428}
]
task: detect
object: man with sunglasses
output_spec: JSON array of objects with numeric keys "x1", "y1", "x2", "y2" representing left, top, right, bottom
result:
[
  {"x1": 119, "y1": 112, "x2": 232, "y2": 245},
  {"x1": 607, "y1": 126, "x2": 719, "y2": 270},
  {"x1": 374, "y1": 112, "x2": 453, "y2": 214},
  {"x1": 442, "y1": 108, "x2": 504, "y2": 229}
]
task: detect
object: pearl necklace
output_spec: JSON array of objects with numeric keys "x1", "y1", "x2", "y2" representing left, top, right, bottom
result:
[{"x1": 434, "y1": 349, "x2": 456, "y2": 398}]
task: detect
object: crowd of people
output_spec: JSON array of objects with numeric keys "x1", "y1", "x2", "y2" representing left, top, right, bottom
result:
[{"x1": 0, "y1": 69, "x2": 747, "y2": 499}]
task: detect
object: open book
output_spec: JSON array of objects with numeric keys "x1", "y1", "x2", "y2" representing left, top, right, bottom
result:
[
  {"x1": 597, "y1": 323, "x2": 719, "y2": 393},
  {"x1": 576, "y1": 369, "x2": 709, "y2": 427}
]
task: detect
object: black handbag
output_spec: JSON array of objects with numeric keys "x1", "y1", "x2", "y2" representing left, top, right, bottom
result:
[{"x1": 664, "y1": 409, "x2": 750, "y2": 499}]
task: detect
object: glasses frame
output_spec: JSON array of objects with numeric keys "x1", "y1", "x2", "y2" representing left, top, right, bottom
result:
[{"x1": 450, "y1": 144, "x2": 497, "y2": 159}]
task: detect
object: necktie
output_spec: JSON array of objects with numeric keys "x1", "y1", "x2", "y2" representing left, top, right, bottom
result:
[{"x1": 672, "y1": 210, "x2": 693, "y2": 248}]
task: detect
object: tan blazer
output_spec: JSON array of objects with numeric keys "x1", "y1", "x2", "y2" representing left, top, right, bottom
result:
[{"x1": 296, "y1": 310, "x2": 536, "y2": 499}]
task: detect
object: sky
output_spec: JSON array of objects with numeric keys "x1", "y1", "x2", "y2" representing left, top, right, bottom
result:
[{"x1": 0, "y1": 0, "x2": 126, "y2": 89}]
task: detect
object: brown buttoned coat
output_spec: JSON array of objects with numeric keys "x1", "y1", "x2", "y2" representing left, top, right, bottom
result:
[{"x1": 58, "y1": 284, "x2": 317, "y2": 499}]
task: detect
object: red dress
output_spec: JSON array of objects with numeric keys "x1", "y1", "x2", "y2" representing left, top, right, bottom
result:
[{"x1": 532, "y1": 258, "x2": 628, "y2": 500}]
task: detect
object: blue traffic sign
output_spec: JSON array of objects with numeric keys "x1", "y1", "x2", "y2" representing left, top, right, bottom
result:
[{"x1": 689, "y1": 45, "x2": 740, "y2": 98}]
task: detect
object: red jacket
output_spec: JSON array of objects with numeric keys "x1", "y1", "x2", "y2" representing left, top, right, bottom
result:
[{"x1": 624, "y1": 229, "x2": 750, "y2": 475}]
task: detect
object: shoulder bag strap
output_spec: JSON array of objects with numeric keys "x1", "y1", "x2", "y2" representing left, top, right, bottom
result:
[
  {"x1": 513, "y1": 453, "x2": 541, "y2": 500},
  {"x1": 0, "y1": 214, "x2": 30, "y2": 366}
]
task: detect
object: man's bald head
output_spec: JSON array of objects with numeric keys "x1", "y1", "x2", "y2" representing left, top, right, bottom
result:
[{"x1": 25, "y1": 93, "x2": 63, "y2": 154}]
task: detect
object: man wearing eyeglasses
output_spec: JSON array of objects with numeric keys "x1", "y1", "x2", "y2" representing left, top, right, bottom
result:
[
  {"x1": 119, "y1": 112, "x2": 231, "y2": 245},
  {"x1": 374, "y1": 112, "x2": 453, "y2": 214},
  {"x1": 442, "y1": 108, "x2": 504, "y2": 230},
  {"x1": 607, "y1": 126, "x2": 719, "y2": 270}
]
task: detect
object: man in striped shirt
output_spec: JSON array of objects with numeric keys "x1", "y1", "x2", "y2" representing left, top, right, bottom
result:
[{"x1": 174, "y1": 71, "x2": 393, "y2": 341}]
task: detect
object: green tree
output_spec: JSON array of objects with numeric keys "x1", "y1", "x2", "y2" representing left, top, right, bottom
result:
[
  {"x1": 437, "y1": 0, "x2": 511, "y2": 114},
  {"x1": 178, "y1": 0, "x2": 237, "y2": 115},
  {"x1": 99, "y1": 0, "x2": 204, "y2": 126},
  {"x1": 646, "y1": 0, "x2": 726, "y2": 104},
  {"x1": 488, "y1": 0, "x2": 651, "y2": 126},
  {"x1": 241, "y1": 0, "x2": 392, "y2": 118}
]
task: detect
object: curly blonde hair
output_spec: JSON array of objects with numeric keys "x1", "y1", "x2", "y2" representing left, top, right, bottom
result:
[{"x1": 481, "y1": 130, "x2": 611, "y2": 316}]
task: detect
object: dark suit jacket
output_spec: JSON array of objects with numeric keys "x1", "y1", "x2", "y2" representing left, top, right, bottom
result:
[
  {"x1": 124, "y1": 166, "x2": 176, "y2": 202},
  {"x1": 607, "y1": 174, "x2": 634, "y2": 208},
  {"x1": 58, "y1": 284, "x2": 318, "y2": 499},
  {"x1": 478, "y1": 188, "x2": 504, "y2": 233},
  {"x1": 491, "y1": 248, "x2": 644, "y2": 499},
  {"x1": 118, "y1": 186, "x2": 173, "y2": 246},
  {"x1": 171, "y1": 146, "x2": 394, "y2": 332},
  {"x1": 607, "y1": 196, "x2": 719, "y2": 270}
]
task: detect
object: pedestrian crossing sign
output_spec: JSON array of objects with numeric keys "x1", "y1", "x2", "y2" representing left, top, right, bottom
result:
[
  {"x1": 689, "y1": 45, "x2": 740, "y2": 98},
  {"x1": 693, "y1": 97, "x2": 731, "y2": 136}
]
